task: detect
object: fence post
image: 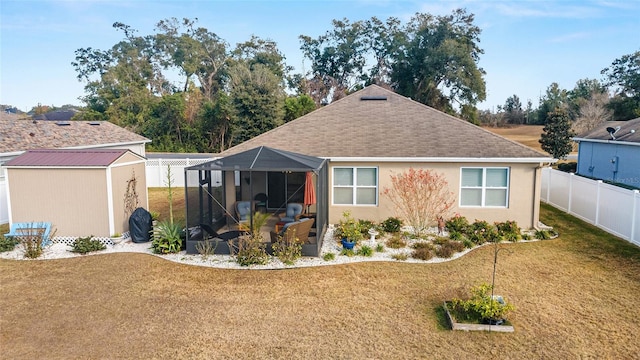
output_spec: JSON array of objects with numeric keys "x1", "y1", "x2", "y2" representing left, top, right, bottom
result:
[
  {"x1": 568, "y1": 173, "x2": 574, "y2": 214},
  {"x1": 158, "y1": 158, "x2": 164, "y2": 187},
  {"x1": 632, "y1": 190, "x2": 639, "y2": 245},
  {"x1": 546, "y1": 168, "x2": 551, "y2": 203},
  {"x1": 595, "y1": 180, "x2": 602, "y2": 227}
]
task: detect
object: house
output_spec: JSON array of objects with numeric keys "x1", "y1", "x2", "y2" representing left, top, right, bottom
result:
[
  {"x1": 574, "y1": 118, "x2": 640, "y2": 189},
  {"x1": 0, "y1": 116, "x2": 151, "y2": 164},
  {"x1": 0, "y1": 115, "x2": 151, "y2": 224},
  {"x1": 192, "y1": 85, "x2": 553, "y2": 239},
  {"x1": 31, "y1": 109, "x2": 79, "y2": 121},
  {"x1": 4, "y1": 149, "x2": 148, "y2": 240}
]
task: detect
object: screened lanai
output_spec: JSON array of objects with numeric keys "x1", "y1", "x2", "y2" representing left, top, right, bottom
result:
[{"x1": 184, "y1": 146, "x2": 328, "y2": 256}]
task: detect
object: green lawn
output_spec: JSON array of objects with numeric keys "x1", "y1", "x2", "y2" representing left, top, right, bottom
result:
[{"x1": 0, "y1": 203, "x2": 638, "y2": 359}]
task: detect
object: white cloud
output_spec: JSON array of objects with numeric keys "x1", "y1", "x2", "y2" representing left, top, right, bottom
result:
[{"x1": 548, "y1": 31, "x2": 592, "y2": 43}]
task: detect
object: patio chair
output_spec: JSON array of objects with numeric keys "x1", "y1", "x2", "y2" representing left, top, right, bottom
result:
[
  {"x1": 277, "y1": 203, "x2": 303, "y2": 223},
  {"x1": 234, "y1": 200, "x2": 255, "y2": 224},
  {"x1": 270, "y1": 217, "x2": 314, "y2": 244}
]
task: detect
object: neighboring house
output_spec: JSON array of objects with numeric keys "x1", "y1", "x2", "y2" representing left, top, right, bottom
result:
[
  {"x1": 0, "y1": 115, "x2": 151, "y2": 224},
  {"x1": 0, "y1": 116, "x2": 150, "y2": 172},
  {"x1": 216, "y1": 85, "x2": 554, "y2": 229},
  {"x1": 31, "y1": 109, "x2": 78, "y2": 121},
  {"x1": 574, "y1": 118, "x2": 640, "y2": 189}
]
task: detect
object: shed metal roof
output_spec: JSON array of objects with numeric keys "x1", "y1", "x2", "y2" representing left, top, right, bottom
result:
[{"x1": 4, "y1": 149, "x2": 139, "y2": 167}]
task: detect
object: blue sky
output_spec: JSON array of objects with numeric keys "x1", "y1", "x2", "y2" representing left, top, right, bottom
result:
[{"x1": 1, "y1": 0, "x2": 638, "y2": 112}]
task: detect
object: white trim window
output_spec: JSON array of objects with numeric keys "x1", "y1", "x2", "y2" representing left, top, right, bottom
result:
[
  {"x1": 460, "y1": 167, "x2": 509, "y2": 207},
  {"x1": 333, "y1": 167, "x2": 378, "y2": 205}
]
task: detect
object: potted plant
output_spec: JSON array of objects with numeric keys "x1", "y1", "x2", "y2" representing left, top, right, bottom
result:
[{"x1": 336, "y1": 211, "x2": 363, "y2": 250}]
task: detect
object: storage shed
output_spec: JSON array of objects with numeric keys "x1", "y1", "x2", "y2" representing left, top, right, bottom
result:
[{"x1": 4, "y1": 149, "x2": 148, "y2": 240}]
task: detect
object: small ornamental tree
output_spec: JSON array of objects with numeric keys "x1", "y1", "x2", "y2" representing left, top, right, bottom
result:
[
  {"x1": 382, "y1": 168, "x2": 456, "y2": 237},
  {"x1": 539, "y1": 108, "x2": 574, "y2": 159}
]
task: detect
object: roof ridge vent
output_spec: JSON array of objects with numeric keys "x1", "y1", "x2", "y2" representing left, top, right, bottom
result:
[
  {"x1": 88, "y1": 121, "x2": 101, "y2": 125},
  {"x1": 55, "y1": 121, "x2": 71, "y2": 126},
  {"x1": 360, "y1": 95, "x2": 387, "y2": 101}
]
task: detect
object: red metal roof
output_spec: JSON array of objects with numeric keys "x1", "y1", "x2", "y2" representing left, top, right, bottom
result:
[{"x1": 4, "y1": 149, "x2": 133, "y2": 167}]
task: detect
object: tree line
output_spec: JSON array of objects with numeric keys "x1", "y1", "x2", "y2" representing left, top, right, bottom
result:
[{"x1": 67, "y1": 11, "x2": 639, "y2": 153}]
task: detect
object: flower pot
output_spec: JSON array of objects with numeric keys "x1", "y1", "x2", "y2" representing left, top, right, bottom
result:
[{"x1": 341, "y1": 238, "x2": 356, "y2": 250}]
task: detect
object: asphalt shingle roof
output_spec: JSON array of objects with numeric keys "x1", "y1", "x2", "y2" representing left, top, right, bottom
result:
[
  {"x1": 220, "y1": 85, "x2": 549, "y2": 160},
  {"x1": 0, "y1": 117, "x2": 150, "y2": 154},
  {"x1": 575, "y1": 117, "x2": 640, "y2": 143}
]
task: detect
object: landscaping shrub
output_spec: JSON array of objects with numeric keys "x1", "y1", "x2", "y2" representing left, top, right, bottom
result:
[
  {"x1": 535, "y1": 229, "x2": 553, "y2": 240},
  {"x1": 450, "y1": 283, "x2": 515, "y2": 324},
  {"x1": 446, "y1": 215, "x2": 470, "y2": 234},
  {"x1": 195, "y1": 239, "x2": 217, "y2": 259},
  {"x1": 357, "y1": 219, "x2": 376, "y2": 236},
  {"x1": 340, "y1": 248, "x2": 355, "y2": 257},
  {"x1": 468, "y1": 220, "x2": 499, "y2": 244},
  {"x1": 385, "y1": 233, "x2": 407, "y2": 249},
  {"x1": 0, "y1": 236, "x2": 19, "y2": 253},
  {"x1": 272, "y1": 232, "x2": 302, "y2": 265},
  {"x1": 323, "y1": 253, "x2": 335, "y2": 261},
  {"x1": 70, "y1": 236, "x2": 106, "y2": 254},
  {"x1": 151, "y1": 220, "x2": 183, "y2": 254},
  {"x1": 432, "y1": 236, "x2": 450, "y2": 245},
  {"x1": 436, "y1": 240, "x2": 465, "y2": 258},
  {"x1": 496, "y1": 220, "x2": 521, "y2": 242},
  {"x1": 381, "y1": 217, "x2": 403, "y2": 233},
  {"x1": 391, "y1": 253, "x2": 408, "y2": 261},
  {"x1": 17, "y1": 225, "x2": 50, "y2": 259},
  {"x1": 462, "y1": 238, "x2": 475, "y2": 249},
  {"x1": 375, "y1": 243, "x2": 385, "y2": 252},
  {"x1": 411, "y1": 242, "x2": 435, "y2": 260},
  {"x1": 231, "y1": 233, "x2": 269, "y2": 266},
  {"x1": 521, "y1": 233, "x2": 532, "y2": 240},
  {"x1": 357, "y1": 245, "x2": 374, "y2": 257},
  {"x1": 557, "y1": 162, "x2": 577, "y2": 173}
]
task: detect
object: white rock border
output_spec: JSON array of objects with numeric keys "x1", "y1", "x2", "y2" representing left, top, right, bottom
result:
[{"x1": 0, "y1": 225, "x2": 554, "y2": 270}]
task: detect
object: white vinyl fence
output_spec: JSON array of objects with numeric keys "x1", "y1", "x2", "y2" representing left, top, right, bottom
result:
[
  {"x1": 0, "y1": 179, "x2": 8, "y2": 224},
  {"x1": 541, "y1": 167, "x2": 640, "y2": 246},
  {"x1": 145, "y1": 157, "x2": 215, "y2": 187}
]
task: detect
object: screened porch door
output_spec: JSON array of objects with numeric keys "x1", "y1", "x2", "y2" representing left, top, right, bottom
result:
[{"x1": 267, "y1": 172, "x2": 305, "y2": 210}]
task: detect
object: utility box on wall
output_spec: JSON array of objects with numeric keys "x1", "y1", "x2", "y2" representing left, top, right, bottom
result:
[{"x1": 4, "y1": 149, "x2": 148, "y2": 238}]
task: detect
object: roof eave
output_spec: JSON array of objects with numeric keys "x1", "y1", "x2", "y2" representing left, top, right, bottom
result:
[
  {"x1": 573, "y1": 137, "x2": 640, "y2": 147},
  {"x1": 325, "y1": 156, "x2": 557, "y2": 164}
]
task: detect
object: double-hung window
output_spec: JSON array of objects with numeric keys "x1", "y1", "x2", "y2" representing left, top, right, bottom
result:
[
  {"x1": 460, "y1": 167, "x2": 509, "y2": 207},
  {"x1": 333, "y1": 167, "x2": 378, "y2": 205}
]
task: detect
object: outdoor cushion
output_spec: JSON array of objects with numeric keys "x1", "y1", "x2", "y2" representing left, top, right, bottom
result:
[
  {"x1": 235, "y1": 201, "x2": 253, "y2": 221},
  {"x1": 279, "y1": 203, "x2": 303, "y2": 223}
]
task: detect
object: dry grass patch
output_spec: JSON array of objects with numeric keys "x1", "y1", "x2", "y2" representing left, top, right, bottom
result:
[
  {"x1": 1, "y1": 204, "x2": 639, "y2": 359},
  {"x1": 483, "y1": 125, "x2": 546, "y2": 152}
]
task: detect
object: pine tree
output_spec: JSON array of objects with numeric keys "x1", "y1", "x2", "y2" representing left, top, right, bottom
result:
[{"x1": 539, "y1": 109, "x2": 574, "y2": 159}]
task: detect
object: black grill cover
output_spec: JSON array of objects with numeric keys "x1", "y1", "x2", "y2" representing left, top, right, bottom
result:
[{"x1": 129, "y1": 207, "x2": 152, "y2": 243}]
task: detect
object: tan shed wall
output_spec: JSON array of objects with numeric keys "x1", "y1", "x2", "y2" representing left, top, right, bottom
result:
[
  {"x1": 110, "y1": 161, "x2": 148, "y2": 236},
  {"x1": 7, "y1": 168, "x2": 110, "y2": 237},
  {"x1": 328, "y1": 162, "x2": 540, "y2": 229}
]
